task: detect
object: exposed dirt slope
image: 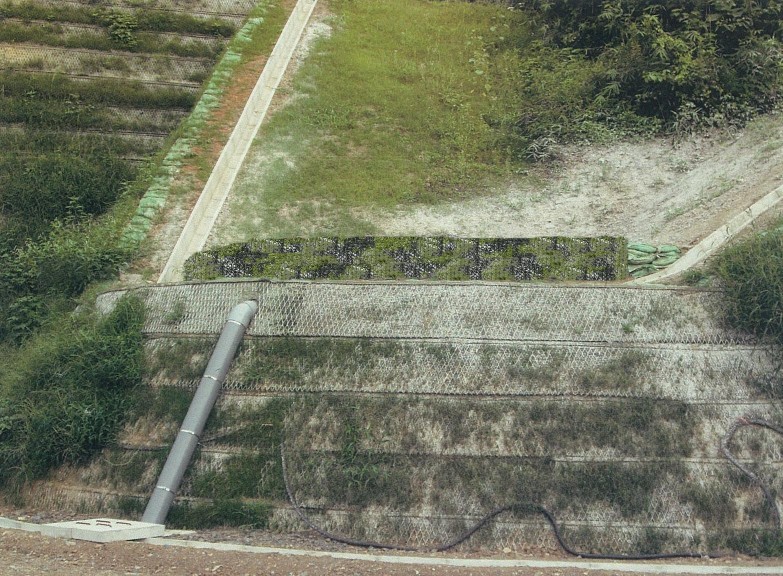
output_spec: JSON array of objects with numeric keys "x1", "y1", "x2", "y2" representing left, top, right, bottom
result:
[{"x1": 360, "y1": 115, "x2": 783, "y2": 249}]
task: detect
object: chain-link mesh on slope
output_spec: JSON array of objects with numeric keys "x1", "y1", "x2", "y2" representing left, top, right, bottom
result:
[
  {"x1": 102, "y1": 281, "x2": 752, "y2": 345},
  {"x1": 98, "y1": 281, "x2": 783, "y2": 553},
  {"x1": 0, "y1": 45, "x2": 213, "y2": 87},
  {"x1": 273, "y1": 416, "x2": 783, "y2": 556},
  {"x1": 216, "y1": 339, "x2": 774, "y2": 401},
  {"x1": 26, "y1": 0, "x2": 258, "y2": 19},
  {"x1": 273, "y1": 449, "x2": 782, "y2": 553}
]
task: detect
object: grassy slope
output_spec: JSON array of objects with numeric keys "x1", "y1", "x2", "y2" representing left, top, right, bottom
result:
[
  {"x1": 0, "y1": 1, "x2": 289, "y2": 493},
  {"x1": 219, "y1": 0, "x2": 604, "y2": 239}
]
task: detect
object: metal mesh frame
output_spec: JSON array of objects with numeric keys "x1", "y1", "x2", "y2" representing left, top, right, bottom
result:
[{"x1": 95, "y1": 280, "x2": 783, "y2": 553}]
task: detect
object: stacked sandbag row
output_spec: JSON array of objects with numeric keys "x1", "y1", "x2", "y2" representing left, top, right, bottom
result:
[{"x1": 628, "y1": 242, "x2": 682, "y2": 278}]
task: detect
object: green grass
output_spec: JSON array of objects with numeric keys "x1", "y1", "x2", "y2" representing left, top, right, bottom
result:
[
  {"x1": 167, "y1": 498, "x2": 270, "y2": 529},
  {"x1": 0, "y1": 21, "x2": 224, "y2": 57},
  {"x1": 0, "y1": 2, "x2": 236, "y2": 37},
  {"x1": 0, "y1": 295, "x2": 145, "y2": 490},
  {"x1": 0, "y1": 72, "x2": 196, "y2": 109},
  {"x1": 712, "y1": 219, "x2": 783, "y2": 350},
  {"x1": 226, "y1": 0, "x2": 614, "y2": 237}
]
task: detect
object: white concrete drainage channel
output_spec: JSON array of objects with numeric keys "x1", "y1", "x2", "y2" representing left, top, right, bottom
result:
[
  {"x1": 1, "y1": 517, "x2": 780, "y2": 575},
  {"x1": 631, "y1": 182, "x2": 783, "y2": 284},
  {"x1": 158, "y1": 0, "x2": 319, "y2": 283}
]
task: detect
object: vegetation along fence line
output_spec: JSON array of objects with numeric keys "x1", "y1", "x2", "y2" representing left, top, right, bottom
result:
[{"x1": 184, "y1": 236, "x2": 629, "y2": 282}]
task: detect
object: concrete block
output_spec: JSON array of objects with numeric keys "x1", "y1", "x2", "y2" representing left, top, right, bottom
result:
[{"x1": 41, "y1": 518, "x2": 165, "y2": 542}]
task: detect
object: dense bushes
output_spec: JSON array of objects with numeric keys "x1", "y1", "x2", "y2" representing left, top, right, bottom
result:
[
  {"x1": 0, "y1": 295, "x2": 145, "y2": 488},
  {"x1": 515, "y1": 1, "x2": 783, "y2": 127},
  {"x1": 0, "y1": 218, "x2": 131, "y2": 343}
]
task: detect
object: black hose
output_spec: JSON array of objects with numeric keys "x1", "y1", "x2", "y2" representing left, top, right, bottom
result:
[
  {"x1": 720, "y1": 416, "x2": 783, "y2": 529},
  {"x1": 280, "y1": 443, "x2": 710, "y2": 559}
]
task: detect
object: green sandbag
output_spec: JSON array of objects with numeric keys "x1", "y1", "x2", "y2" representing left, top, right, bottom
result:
[
  {"x1": 629, "y1": 254, "x2": 655, "y2": 265},
  {"x1": 653, "y1": 254, "x2": 679, "y2": 267},
  {"x1": 629, "y1": 264, "x2": 657, "y2": 278},
  {"x1": 657, "y1": 244, "x2": 681, "y2": 254},
  {"x1": 628, "y1": 242, "x2": 656, "y2": 254}
]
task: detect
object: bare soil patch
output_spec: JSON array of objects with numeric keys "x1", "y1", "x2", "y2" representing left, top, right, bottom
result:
[{"x1": 362, "y1": 114, "x2": 783, "y2": 249}]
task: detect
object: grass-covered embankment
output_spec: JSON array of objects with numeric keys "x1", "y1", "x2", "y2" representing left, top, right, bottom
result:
[
  {"x1": 0, "y1": 0, "x2": 288, "y2": 345},
  {"x1": 223, "y1": 0, "x2": 641, "y2": 238},
  {"x1": 0, "y1": 0, "x2": 290, "y2": 500},
  {"x1": 218, "y1": 0, "x2": 782, "y2": 240}
]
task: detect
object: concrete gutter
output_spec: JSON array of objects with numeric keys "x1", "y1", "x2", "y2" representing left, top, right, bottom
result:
[
  {"x1": 2, "y1": 518, "x2": 778, "y2": 573},
  {"x1": 143, "y1": 537, "x2": 783, "y2": 575},
  {"x1": 631, "y1": 183, "x2": 783, "y2": 285},
  {"x1": 159, "y1": 0, "x2": 319, "y2": 283}
]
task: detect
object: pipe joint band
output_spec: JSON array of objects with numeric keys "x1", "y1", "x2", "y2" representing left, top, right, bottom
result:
[
  {"x1": 180, "y1": 429, "x2": 199, "y2": 438},
  {"x1": 155, "y1": 485, "x2": 173, "y2": 493}
]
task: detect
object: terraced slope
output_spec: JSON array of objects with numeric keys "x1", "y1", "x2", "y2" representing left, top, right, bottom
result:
[
  {"x1": 0, "y1": 0, "x2": 259, "y2": 246},
  {"x1": 29, "y1": 281, "x2": 783, "y2": 556}
]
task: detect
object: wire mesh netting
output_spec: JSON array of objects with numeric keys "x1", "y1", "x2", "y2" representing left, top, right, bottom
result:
[
  {"x1": 0, "y1": 45, "x2": 213, "y2": 87},
  {"x1": 92, "y1": 280, "x2": 783, "y2": 553},
  {"x1": 145, "y1": 336, "x2": 778, "y2": 401},
  {"x1": 28, "y1": 0, "x2": 260, "y2": 18},
  {"x1": 107, "y1": 281, "x2": 750, "y2": 345}
]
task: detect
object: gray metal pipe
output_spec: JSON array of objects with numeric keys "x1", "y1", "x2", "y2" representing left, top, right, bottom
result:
[{"x1": 142, "y1": 299, "x2": 258, "y2": 525}]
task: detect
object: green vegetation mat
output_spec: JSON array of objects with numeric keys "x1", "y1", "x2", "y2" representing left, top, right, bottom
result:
[{"x1": 183, "y1": 236, "x2": 628, "y2": 282}]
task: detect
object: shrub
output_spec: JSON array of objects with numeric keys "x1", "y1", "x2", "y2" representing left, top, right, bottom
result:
[
  {"x1": 0, "y1": 217, "x2": 130, "y2": 344},
  {"x1": 515, "y1": 1, "x2": 783, "y2": 125},
  {"x1": 712, "y1": 222, "x2": 783, "y2": 345},
  {"x1": 0, "y1": 295, "x2": 145, "y2": 488},
  {"x1": 101, "y1": 10, "x2": 138, "y2": 49}
]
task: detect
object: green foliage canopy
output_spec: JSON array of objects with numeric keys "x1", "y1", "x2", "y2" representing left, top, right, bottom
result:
[{"x1": 516, "y1": 0, "x2": 783, "y2": 125}]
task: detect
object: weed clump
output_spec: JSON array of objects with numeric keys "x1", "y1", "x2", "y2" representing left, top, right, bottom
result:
[
  {"x1": 712, "y1": 222, "x2": 783, "y2": 349},
  {"x1": 0, "y1": 295, "x2": 145, "y2": 490},
  {"x1": 167, "y1": 499, "x2": 270, "y2": 530}
]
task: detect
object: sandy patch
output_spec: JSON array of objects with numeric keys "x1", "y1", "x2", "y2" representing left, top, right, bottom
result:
[{"x1": 363, "y1": 113, "x2": 783, "y2": 248}]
